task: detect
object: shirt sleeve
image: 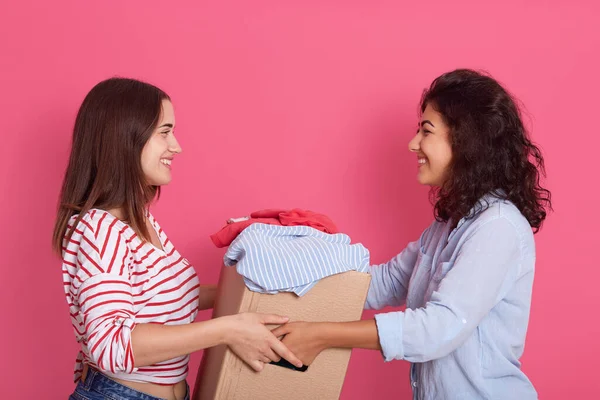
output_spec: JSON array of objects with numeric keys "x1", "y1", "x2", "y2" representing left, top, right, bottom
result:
[
  {"x1": 373, "y1": 216, "x2": 522, "y2": 362},
  {"x1": 365, "y1": 228, "x2": 429, "y2": 310},
  {"x1": 71, "y1": 220, "x2": 136, "y2": 374}
]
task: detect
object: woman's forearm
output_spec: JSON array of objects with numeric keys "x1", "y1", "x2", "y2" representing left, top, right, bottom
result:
[
  {"x1": 131, "y1": 317, "x2": 229, "y2": 367},
  {"x1": 132, "y1": 283, "x2": 223, "y2": 367},
  {"x1": 319, "y1": 320, "x2": 381, "y2": 350}
]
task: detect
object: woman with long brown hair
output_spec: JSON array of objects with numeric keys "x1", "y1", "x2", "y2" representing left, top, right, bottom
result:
[{"x1": 53, "y1": 78, "x2": 302, "y2": 400}]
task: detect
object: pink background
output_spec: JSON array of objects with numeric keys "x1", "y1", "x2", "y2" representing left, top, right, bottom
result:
[{"x1": 1, "y1": 1, "x2": 598, "y2": 398}]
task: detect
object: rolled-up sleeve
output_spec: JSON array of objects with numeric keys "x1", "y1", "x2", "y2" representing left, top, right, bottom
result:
[{"x1": 78, "y1": 273, "x2": 136, "y2": 373}]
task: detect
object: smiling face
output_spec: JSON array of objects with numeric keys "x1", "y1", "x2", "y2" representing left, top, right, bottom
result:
[
  {"x1": 141, "y1": 99, "x2": 182, "y2": 186},
  {"x1": 408, "y1": 103, "x2": 453, "y2": 186}
]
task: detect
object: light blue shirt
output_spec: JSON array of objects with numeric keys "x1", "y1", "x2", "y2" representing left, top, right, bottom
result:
[
  {"x1": 366, "y1": 194, "x2": 538, "y2": 399},
  {"x1": 224, "y1": 223, "x2": 370, "y2": 296}
]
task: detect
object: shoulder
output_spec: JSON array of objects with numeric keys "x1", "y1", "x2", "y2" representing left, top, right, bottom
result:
[
  {"x1": 476, "y1": 199, "x2": 531, "y2": 234},
  {"x1": 68, "y1": 209, "x2": 134, "y2": 256},
  {"x1": 466, "y1": 199, "x2": 534, "y2": 256}
]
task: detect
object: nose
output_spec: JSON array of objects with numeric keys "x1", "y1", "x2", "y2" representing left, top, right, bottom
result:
[
  {"x1": 169, "y1": 134, "x2": 182, "y2": 154},
  {"x1": 408, "y1": 131, "x2": 422, "y2": 153}
]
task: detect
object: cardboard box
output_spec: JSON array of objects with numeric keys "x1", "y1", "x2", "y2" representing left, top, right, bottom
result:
[{"x1": 193, "y1": 264, "x2": 371, "y2": 400}]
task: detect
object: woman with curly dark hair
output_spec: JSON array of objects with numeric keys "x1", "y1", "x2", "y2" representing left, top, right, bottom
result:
[{"x1": 272, "y1": 69, "x2": 551, "y2": 399}]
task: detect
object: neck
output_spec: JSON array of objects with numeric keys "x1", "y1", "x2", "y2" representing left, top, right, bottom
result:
[{"x1": 106, "y1": 207, "x2": 126, "y2": 220}]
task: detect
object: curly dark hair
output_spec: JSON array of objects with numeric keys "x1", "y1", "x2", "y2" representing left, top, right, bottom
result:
[{"x1": 421, "y1": 69, "x2": 552, "y2": 232}]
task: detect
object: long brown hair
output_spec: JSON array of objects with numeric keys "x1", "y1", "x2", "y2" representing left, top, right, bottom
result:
[{"x1": 52, "y1": 77, "x2": 171, "y2": 254}]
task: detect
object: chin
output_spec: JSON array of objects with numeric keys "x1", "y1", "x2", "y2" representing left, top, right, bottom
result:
[
  {"x1": 148, "y1": 177, "x2": 172, "y2": 186},
  {"x1": 417, "y1": 175, "x2": 429, "y2": 185}
]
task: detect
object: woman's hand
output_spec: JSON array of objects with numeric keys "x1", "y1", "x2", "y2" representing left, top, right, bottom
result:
[
  {"x1": 223, "y1": 313, "x2": 303, "y2": 372},
  {"x1": 271, "y1": 322, "x2": 327, "y2": 366}
]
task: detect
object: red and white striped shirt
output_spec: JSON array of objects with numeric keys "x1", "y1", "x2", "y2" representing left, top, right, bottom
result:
[{"x1": 62, "y1": 209, "x2": 200, "y2": 384}]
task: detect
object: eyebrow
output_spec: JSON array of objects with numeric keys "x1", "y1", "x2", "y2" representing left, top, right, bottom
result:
[
  {"x1": 158, "y1": 123, "x2": 174, "y2": 129},
  {"x1": 420, "y1": 120, "x2": 435, "y2": 128}
]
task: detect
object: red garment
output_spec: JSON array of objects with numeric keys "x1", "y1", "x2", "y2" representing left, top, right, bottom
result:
[{"x1": 210, "y1": 208, "x2": 338, "y2": 248}]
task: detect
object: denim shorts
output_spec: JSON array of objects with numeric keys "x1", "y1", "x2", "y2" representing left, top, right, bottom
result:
[{"x1": 68, "y1": 367, "x2": 190, "y2": 400}]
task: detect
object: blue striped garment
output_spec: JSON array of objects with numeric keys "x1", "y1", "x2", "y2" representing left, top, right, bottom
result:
[{"x1": 224, "y1": 223, "x2": 370, "y2": 296}]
